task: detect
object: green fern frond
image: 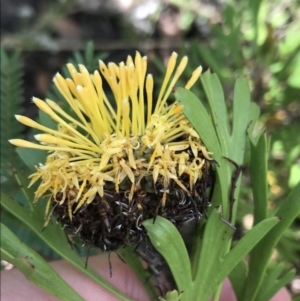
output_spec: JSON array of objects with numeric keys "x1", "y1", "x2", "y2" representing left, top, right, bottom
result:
[
  {"x1": 0, "y1": 49, "x2": 24, "y2": 171},
  {"x1": 0, "y1": 51, "x2": 56, "y2": 259}
]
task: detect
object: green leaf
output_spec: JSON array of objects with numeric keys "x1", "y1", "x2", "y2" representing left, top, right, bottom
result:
[
  {"x1": 192, "y1": 210, "x2": 235, "y2": 284},
  {"x1": 242, "y1": 182, "x2": 300, "y2": 301},
  {"x1": 174, "y1": 87, "x2": 230, "y2": 216},
  {"x1": 16, "y1": 148, "x2": 47, "y2": 172},
  {"x1": 231, "y1": 78, "x2": 251, "y2": 155},
  {"x1": 1, "y1": 163, "x2": 58, "y2": 259},
  {"x1": 1, "y1": 223, "x2": 84, "y2": 301},
  {"x1": 200, "y1": 71, "x2": 230, "y2": 151},
  {"x1": 255, "y1": 265, "x2": 295, "y2": 301},
  {"x1": 174, "y1": 76, "x2": 251, "y2": 221},
  {"x1": 247, "y1": 102, "x2": 262, "y2": 145},
  {"x1": 143, "y1": 217, "x2": 193, "y2": 296},
  {"x1": 173, "y1": 86, "x2": 229, "y2": 212},
  {"x1": 227, "y1": 77, "x2": 251, "y2": 223},
  {"x1": 39, "y1": 110, "x2": 57, "y2": 130},
  {"x1": 174, "y1": 87, "x2": 222, "y2": 161},
  {"x1": 228, "y1": 260, "x2": 247, "y2": 300},
  {"x1": 9, "y1": 165, "x2": 35, "y2": 209},
  {"x1": 0, "y1": 193, "x2": 133, "y2": 301},
  {"x1": 1, "y1": 207, "x2": 58, "y2": 259},
  {"x1": 84, "y1": 41, "x2": 95, "y2": 67},
  {"x1": 194, "y1": 216, "x2": 279, "y2": 300},
  {"x1": 191, "y1": 210, "x2": 235, "y2": 301},
  {"x1": 222, "y1": 217, "x2": 279, "y2": 273},
  {"x1": 250, "y1": 134, "x2": 269, "y2": 225}
]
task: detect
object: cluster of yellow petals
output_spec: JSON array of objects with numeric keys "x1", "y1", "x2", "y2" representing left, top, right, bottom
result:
[{"x1": 10, "y1": 51, "x2": 212, "y2": 214}]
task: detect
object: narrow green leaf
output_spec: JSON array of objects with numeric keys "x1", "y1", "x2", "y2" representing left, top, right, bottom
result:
[
  {"x1": 200, "y1": 71, "x2": 230, "y2": 153},
  {"x1": 250, "y1": 134, "x2": 268, "y2": 225},
  {"x1": 255, "y1": 266, "x2": 295, "y2": 301},
  {"x1": 174, "y1": 87, "x2": 222, "y2": 161},
  {"x1": 228, "y1": 260, "x2": 247, "y2": 300},
  {"x1": 192, "y1": 210, "x2": 235, "y2": 300},
  {"x1": 262, "y1": 264, "x2": 285, "y2": 287},
  {"x1": 192, "y1": 217, "x2": 279, "y2": 301},
  {"x1": 221, "y1": 217, "x2": 279, "y2": 273},
  {"x1": 85, "y1": 41, "x2": 95, "y2": 67},
  {"x1": 39, "y1": 110, "x2": 57, "y2": 130},
  {"x1": 1, "y1": 223, "x2": 85, "y2": 301},
  {"x1": 9, "y1": 166, "x2": 35, "y2": 209},
  {"x1": 0, "y1": 193, "x2": 133, "y2": 301},
  {"x1": 74, "y1": 51, "x2": 84, "y2": 65},
  {"x1": 1, "y1": 192, "x2": 83, "y2": 265},
  {"x1": 193, "y1": 210, "x2": 235, "y2": 282},
  {"x1": 222, "y1": 78, "x2": 251, "y2": 223},
  {"x1": 273, "y1": 181, "x2": 300, "y2": 230},
  {"x1": 242, "y1": 182, "x2": 300, "y2": 301},
  {"x1": 16, "y1": 147, "x2": 47, "y2": 172},
  {"x1": 143, "y1": 217, "x2": 193, "y2": 295},
  {"x1": 176, "y1": 74, "x2": 250, "y2": 216},
  {"x1": 231, "y1": 77, "x2": 251, "y2": 156},
  {"x1": 247, "y1": 102, "x2": 263, "y2": 146},
  {"x1": 1, "y1": 206, "x2": 58, "y2": 259},
  {"x1": 174, "y1": 87, "x2": 231, "y2": 217}
]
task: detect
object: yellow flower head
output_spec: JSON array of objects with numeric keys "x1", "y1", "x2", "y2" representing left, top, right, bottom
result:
[{"x1": 10, "y1": 51, "x2": 214, "y2": 250}]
